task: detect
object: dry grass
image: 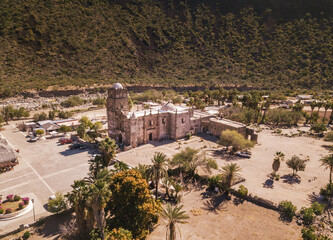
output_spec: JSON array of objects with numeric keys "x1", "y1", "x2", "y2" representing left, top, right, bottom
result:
[{"x1": 0, "y1": 200, "x2": 26, "y2": 212}]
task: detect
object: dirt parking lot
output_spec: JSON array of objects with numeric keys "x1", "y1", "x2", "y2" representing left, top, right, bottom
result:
[{"x1": 0, "y1": 124, "x2": 92, "y2": 234}]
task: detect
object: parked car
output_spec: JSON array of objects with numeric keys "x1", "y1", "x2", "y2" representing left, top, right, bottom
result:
[
  {"x1": 60, "y1": 138, "x2": 73, "y2": 145},
  {"x1": 30, "y1": 137, "x2": 39, "y2": 142},
  {"x1": 90, "y1": 154, "x2": 101, "y2": 160},
  {"x1": 69, "y1": 143, "x2": 85, "y2": 150},
  {"x1": 236, "y1": 151, "x2": 251, "y2": 158}
]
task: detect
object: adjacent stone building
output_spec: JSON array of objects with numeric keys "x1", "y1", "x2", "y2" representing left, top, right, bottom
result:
[{"x1": 107, "y1": 83, "x2": 257, "y2": 148}]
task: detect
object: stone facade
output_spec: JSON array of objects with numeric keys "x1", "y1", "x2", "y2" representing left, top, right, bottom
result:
[{"x1": 107, "y1": 83, "x2": 257, "y2": 148}]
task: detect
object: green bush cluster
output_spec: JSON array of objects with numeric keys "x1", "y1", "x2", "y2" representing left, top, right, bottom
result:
[
  {"x1": 208, "y1": 175, "x2": 222, "y2": 190},
  {"x1": 237, "y1": 185, "x2": 248, "y2": 197},
  {"x1": 278, "y1": 200, "x2": 297, "y2": 221},
  {"x1": 324, "y1": 132, "x2": 333, "y2": 142},
  {"x1": 61, "y1": 96, "x2": 85, "y2": 108}
]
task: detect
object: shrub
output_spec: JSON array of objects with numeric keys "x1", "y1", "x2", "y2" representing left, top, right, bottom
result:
[
  {"x1": 219, "y1": 129, "x2": 254, "y2": 153},
  {"x1": 310, "y1": 122, "x2": 327, "y2": 135},
  {"x1": 5, "y1": 208, "x2": 12, "y2": 214},
  {"x1": 311, "y1": 202, "x2": 324, "y2": 215},
  {"x1": 302, "y1": 227, "x2": 318, "y2": 240},
  {"x1": 22, "y1": 197, "x2": 30, "y2": 204},
  {"x1": 6, "y1": 194, "x2": 14, "y2": 201},
  {"x1": 279, "y1": 200, "x2": 297, "y2": 221},
  {"x1": 300, "y1": 207, "x2": 315, "y2": 225},
  {"x1": 19, "y1": 202, "x2": 25, "y2": 209},
  {"x1": 23, "y1": 231, "x2": 31, "y2": 239},
  {"x1": 0, "y1": 207, "x2": 3, "y2": 214},
  {"x1": 92, "y1": 98, "x2": 106, "y2": 106},
  {"x1": 301, "y1": 227, "x2": 329, "y2": 240},
  {"x1": 237, "y1": 185, "x2": 248, "y2": 197},
  {"x1": 319, "y1": 183, "x2": 333, "y2": 201},
  {"x1": 48, "y1": 193, "x2": 67, "y2": 213},
  {"x1": 14, "y1": 195, "x2": 21, "y2": 201},
  {"x1": 185, "y1": 132, "x2": 191, "y2": 140},
  {"x1": 324, "y1": 132, "x2": 333, "y2": 142},
  {"x1": 208, "y1": 175, "x2": 222, "y2": 190}
]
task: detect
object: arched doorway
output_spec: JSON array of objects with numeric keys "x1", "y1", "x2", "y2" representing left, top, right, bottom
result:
[
  {"x1": 149, "y1": 133, "x2": 153, "y2": 141},
  {"x1": 118, "y1": 134, "x2": 123, "y2": 143}
]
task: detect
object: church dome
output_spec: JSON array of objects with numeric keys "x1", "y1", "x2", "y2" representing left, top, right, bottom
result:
[
  {"x1": 111, "y1": 82, "x2": 124, "y2": 89},
  {"x1": 161, "y1": 102, "x2": 177, "y2": 112}
]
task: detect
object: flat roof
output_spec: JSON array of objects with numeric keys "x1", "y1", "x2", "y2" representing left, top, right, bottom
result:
[
  {"x1": 210, "y1": 118, "x2": 246, "y2": 128},
  {"x1": 127, "y1": 105, "x2": 189, "y2": 118}
]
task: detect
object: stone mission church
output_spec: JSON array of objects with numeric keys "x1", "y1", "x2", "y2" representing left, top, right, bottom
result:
[{"x1": 107, "y1": 83, "x2": 257, "y2": 148}]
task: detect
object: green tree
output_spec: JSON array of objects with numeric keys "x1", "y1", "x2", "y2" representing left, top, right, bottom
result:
[
  {"x1": 310, "y1": 122, "x2": 327, "y2": 135},
  {"x1": 107, "y1": 170, "x2": 160, "y2": 239},
  {"x1": 148, "y1": 152, "x2": 169, "y2": 200},
  {"x1": 35, "y1": 129, "x2": 44, "y2": 136},
  {"x1": 220, "y1": 163, "x2": 241, "y2": 195},
  {"x1": 48, "y1": 193, "x2": 67, "y2": 213},
  {"x1": 170, "y1": 147, "x2": 217, "y2": 179},
  {"x1": 58, "y1": 125, "x2": 72, "y2": 134},
  {"x1": 14, "y1": 107, "x2": 30, "y2": 119},
  {"x1": 272, "y1": 151, "x2": 285, "y2": 174},
  {"x1": 286, "y1": 155, "x2": 307, "y2": 176},
  {"x1": 219, "y1": 129, "x2": 254, "y2": 153},
  {"x1": 1, "y1": 105, "x2": 15, "y2": 124},
  {"x1": 161, "y1": 204, "x2": 189, "y2": 240},
  {"x1": 98, "y1": 137, "x2": 117, "y2": 167},
  {"x1": 320, "y1": 154, "x2": 333, "y2": 185}
]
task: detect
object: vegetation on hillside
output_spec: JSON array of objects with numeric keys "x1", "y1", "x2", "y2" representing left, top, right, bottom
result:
[{"x1": 0, "y1": 0, "x2": 332, "y2": 97}]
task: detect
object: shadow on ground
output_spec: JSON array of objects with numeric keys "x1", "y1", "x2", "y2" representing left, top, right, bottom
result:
[
  {"x1": 201, "y1": 194, "x2": 228, "y2": 214},
  {"x1": 281, "y1": 174, "x2": 301, "y2": 184},
  {"x1": 60, "y1": 148, "x2": 96, "y2": 156},
  {"x1": 262, "y1": 179, "x2": 274, "y2": 189},
  {"x1": 35, "y1": 211, "x2": 75, "y2": 239},
  {"x1": 307, "y1": 192, "x2": 323, "y2": 203}
]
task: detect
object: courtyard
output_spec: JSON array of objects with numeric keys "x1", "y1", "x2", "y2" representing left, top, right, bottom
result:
[
  {"x1": 0, "y1": 121, "x2": 331, "y2": 238},
  {"x1": 0, "y1": 124, "x2": 92, "y2": 234}
]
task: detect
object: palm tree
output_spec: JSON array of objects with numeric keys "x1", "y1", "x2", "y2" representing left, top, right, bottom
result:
[
  {"x1": 148, "y1": 152, "x2": 169, "y2": 200},
  {"x1": 66, "y1": 180, "x2": 90, "y2": 239},
  {"x1": 272, "y1": 151, "x2": 285, "y2": 174},
  {"x1": 161, "y1": 204, "x2": 189, "y2": 240},
  {"x1": 98, "y1": 137, "x2": 117, "y2": 166},
  {"x1": 162, "y1": 177, "x2": 173, "y2": 199},
  {"x1": 88, "y1": 171, "x2": 112, "y2": 240},
  {"x1": 323, "y1": 102, "x2": 331, "y2": 121},
  {"x1": 329, "y1": 103, "x2": 333, "y2": 124},
  {"x1": 320, "y1": 154, "x2": 333, "y2": 185},
  {"x1": 221, "y1": 163, "x2": 241, "y2": 195},
  {"x1": 310, "y1": 101, "x2": 316, "y2": 116},
  {"x1": 171, "y1": 147, "x2": 217, "y2": 179},
  {"x1": 317, "y1": 101, "x2": 324, "y2": 114}
]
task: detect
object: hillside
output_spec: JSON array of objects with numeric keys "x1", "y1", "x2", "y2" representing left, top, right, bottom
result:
[{"x1": 0, "y1": 0, "x2": 332, "y2": 96}]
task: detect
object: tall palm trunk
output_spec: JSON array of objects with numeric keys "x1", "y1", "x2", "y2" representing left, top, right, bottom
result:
[
  {"x1": 75, "y1": 205, "x2": 89, "y2": 239},
  {"x1": 92, "y1": 201, "x2": 106, "y2": 240},
  {"x1": 330, "y1": 166, "x2": 332, "y2": 185},
  {"x1": 169, "y1": 222, "x2": 176, "y2": 240},
  {"x1": 155, "y1": 173, "x2": 160, "y2": 200}
]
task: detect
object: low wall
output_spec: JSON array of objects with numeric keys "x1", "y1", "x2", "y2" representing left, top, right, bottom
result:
[{"x1": 231, "y1": 191, "x2": 279, "y2": 211}]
